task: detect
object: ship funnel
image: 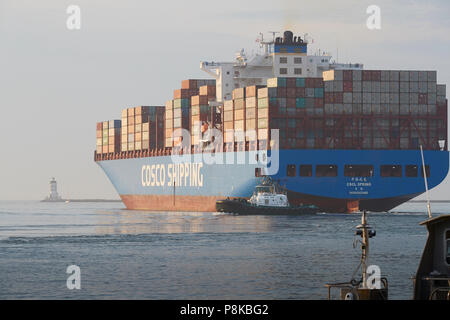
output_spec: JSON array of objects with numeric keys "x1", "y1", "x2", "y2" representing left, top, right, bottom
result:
[{"x1": 283, "y1": 31, "x2": 294, "y2": 44}]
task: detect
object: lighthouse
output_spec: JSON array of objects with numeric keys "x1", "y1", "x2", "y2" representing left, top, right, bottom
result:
[{"x1": 43, "y1": 178, "x2": 63, "y2": 202}]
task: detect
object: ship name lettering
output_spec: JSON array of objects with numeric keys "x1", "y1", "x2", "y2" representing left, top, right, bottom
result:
[{"x1": 143, "y1": 163, "x2": 203, "y2": 188}]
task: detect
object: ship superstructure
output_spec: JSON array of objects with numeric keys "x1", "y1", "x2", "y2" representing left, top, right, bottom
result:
[
  {"x1": 94, "y1": 30, "x2": 449, "y2": 213},
  {"x1": 200, "y1": 31, "x2": 363, "y2": 102}
]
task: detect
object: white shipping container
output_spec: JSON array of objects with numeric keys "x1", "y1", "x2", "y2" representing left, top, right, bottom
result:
[
  {"x1": 353, "y1": 92, "x2": 362, "y2": 103},
  {"x1": 409, "y1": 71, "x2": 419, "y2": 82},
  {"x1": 410, "y1": 82, "x2": 419, "y2": 93},
  {"x1": 428, "y1": 82, "x2": 436, "y2": 93},
  {"x1": 343, "y1": 92, "x2": 353, "y2": 103},
  {"x1": 400, "y1": 71, "x2": 409, "y2": 81},
  {"x1": 353, "y1": 81, "x2": 362, "y2": 92},
  {"x1": 437, "y1": 84, "x2": 446, "y2": 96},
  {"x1": 390, "y1": 71, "x2": 399, "y2": 82},
  {"x1": 353, "y1": 70, "x2": 362, "y2": 81},
  {"x1": 419, "y1": 71, "x2": 427, "y2": 82},
  {"x1": 400, "y1": 82, "x2": 409, "y2": 93},
  {"x1": 409, "y1": 93, "x2": 419, "y2": 104},
  {"x1": 427, "y1": 71, "x2": 437, "y2": 82}
]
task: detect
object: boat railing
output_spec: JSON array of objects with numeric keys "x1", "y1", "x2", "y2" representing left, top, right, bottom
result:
[
  {"x1": 325, "y1": 277, "x2": 388, "y2": 300},
  {"x1": 429, "y1": 287, "x2": 450, "y2": 300}
]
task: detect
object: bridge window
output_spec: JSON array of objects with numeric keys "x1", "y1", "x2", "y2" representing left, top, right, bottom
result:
[
  {"x1": 294, "y1": 57, "x2": 302, "y2": 64},
  {"x1": 280, "y1": 57, "x2": 288, "y2": 64},
  {"x1": 420, "y1": 165, "x2": 431, "y2": 178},
  {"x1": 380, "y1": 165, "x2": 402, "y2": 177},
  {"x1": 280, "y1": 68, "x2": 288, "y2": 75},
  {"x1": 299, "y1": 165, "x2": 313, "y2": 177},
  {"x1": 287, "y1": 164, "x2": 296, "y2": 177},
  {"x1": 294, "y1": 68, "x2": 302, "y2": 75},
  {"x1": 406, "y1": 165, "x2": 418, "y2": 177},
  {"x1": 316, "y1": 165, "x2": 338, "y2": 177},
  {"x1": 344, "y1": 165, "x2": 374, "y2": 177}
]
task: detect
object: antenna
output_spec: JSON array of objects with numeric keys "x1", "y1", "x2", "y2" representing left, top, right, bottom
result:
[
  {"x1": 268, "y1": 31, "x2": 280, "y2": 42},
  {"x1": 420, "y1": 145, "x2": 432, "y2": 218}
]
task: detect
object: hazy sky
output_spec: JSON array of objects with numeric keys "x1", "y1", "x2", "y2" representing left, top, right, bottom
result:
[{"x1": 0, "y1": 0, "x2": 449, "y2": 200}]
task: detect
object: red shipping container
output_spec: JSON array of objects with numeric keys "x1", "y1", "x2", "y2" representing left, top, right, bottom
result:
[
  {"x1": 343, "y1": 81, "x2": 353, "y2": 92},
  {"x1": 372, "y1": 71, "x2": 381, "y2": 81},
  {"x1": 325, "y1": 92, "x2": 334, "y2": 104},
  {"x1": 296, "y1": 87, "x2": 305, "y2": 97},
  {"x1": 343, "y1": 70, "x2": 353, "y2": 81},
  {"x1": 286, "y1": 78, "x2": 296, "y2": 87},
  {"x1": 277, "y1": 87, "x2": 286, "y2": 97},
  {"x1": 305, "y1": 78, "x2": 314, "y2": 88},
  {"x1": 334, "y1": 92, "x2": 343, "y2": 103},
  {"x1": 363, "y1": 70, "x2": 371, "y2": 81},
  {"x1": 287, "y1": 98, "x2": 296, "y2": 108},
  {"x1": 287, "y1": 88, "x2": 297, "y2": 98},
  {"x1": 314, "y1": 78, "x2": 324, "y2": 88},
  {"x1": 314, "y1": 98, "x2": 324, "y2": 108}
]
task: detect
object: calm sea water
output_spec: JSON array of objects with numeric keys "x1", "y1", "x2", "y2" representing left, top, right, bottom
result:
[{"x1": 0, "y1": 200, "x2": 448, "y2": 300}]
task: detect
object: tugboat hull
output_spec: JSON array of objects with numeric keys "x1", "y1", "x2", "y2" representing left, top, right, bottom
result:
[{"x1": 216, "y1": 199, "x2": 319, "y2": 215}]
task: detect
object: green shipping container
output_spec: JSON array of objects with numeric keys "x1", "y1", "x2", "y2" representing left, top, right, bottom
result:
[
  {"x1": 296, "y1": 78, "x2": 305, "y2": 87},
  {"x1": 314, "y1": 88, "x2": 324, "y2": 98},
  {"x1": 296, "y1": 98, "x2": 305, "y2": 108}
]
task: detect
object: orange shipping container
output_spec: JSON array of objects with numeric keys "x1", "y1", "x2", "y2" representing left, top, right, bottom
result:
[
  {"x1": 258, "y1": 129, "x2": 268, "y2": 140},
  {"x1": 224, "y1": 100, "x2": 234, "y2": 111},
  {"x1": 181, "y1": 79, "x2": 198, "y2": 89},
  {"x1": 223, "y1": 121, "x2": 234, "y2": 130},
  {"x1": 199, "y1": 85, "x2": 216, "y2": 97},
  {"x1": 234, "y1": 109, "x2": 245, "y2": 121},
  {"x1": 246, "y1": 85, "x2": 264, "y2": 98},
  {"x1": 258, "y1": 108, "x2": 269, "y2": 119},
  {"x1": 246, "y1": 97, "x2": 257, "y2": 108},
  {"x1": 235, "y1": 120, "x2": 245, "y2": 131},
  {"x1": 191, "y1": 95, "x2": 210, "y2": 106}
]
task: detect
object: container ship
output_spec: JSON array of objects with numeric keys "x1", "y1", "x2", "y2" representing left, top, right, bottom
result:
[{"x1": 94, "y1": 31, "x2": 449, "y2": 213}]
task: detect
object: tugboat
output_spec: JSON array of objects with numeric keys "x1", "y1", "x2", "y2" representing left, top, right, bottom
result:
[{"x1": 216, "y1": 177, "x2": 319, "y2": 215}]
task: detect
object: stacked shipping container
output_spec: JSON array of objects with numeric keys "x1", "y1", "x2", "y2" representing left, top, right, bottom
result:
[
  {"x1": 256, "y1": 77, "x2": 325, "y2": 149},
  {"x1": 96, "y1": 120, "x2": 121, "y2": 154},
  {"x1": 322, "y1": 70, "x2": 447, "y2": 149},
  {"x1": 191, "y1": 85, "x2": 216, "y2": 145},
  {"x1": 96, "y1": 72, "x2": 447, "y2": 159},
  {"x1": 165, "y1": 79, "x2": 216, "y2": 148},
  {"x1": 121, "y1": 106, "x2": 164, "y2": 152}
]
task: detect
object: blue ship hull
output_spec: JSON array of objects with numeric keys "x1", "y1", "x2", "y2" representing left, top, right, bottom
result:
[{"x1": 97, "y1": 149, "x2": 449, "y2": 213}]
